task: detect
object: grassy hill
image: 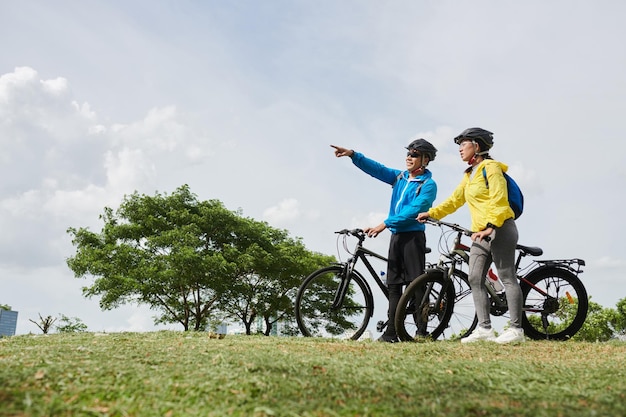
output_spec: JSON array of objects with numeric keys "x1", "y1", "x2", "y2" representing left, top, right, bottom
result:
[{"x1": 1, "y1": 331, "x2": 624, "y2": 416}]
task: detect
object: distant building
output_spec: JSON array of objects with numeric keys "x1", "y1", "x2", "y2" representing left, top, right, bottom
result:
[{"x1": 0, "y1": 309, "x2": 18, "y2": 336}]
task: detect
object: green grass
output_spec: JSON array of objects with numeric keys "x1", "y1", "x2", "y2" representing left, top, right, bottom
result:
[{"x1": 1, "y1": 332, "x2": 625, "y2": 417}]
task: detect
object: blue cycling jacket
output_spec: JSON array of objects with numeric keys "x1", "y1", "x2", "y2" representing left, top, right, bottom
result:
[{"x1": 351, "y1": 152, "x2": 437, "y2": 234}]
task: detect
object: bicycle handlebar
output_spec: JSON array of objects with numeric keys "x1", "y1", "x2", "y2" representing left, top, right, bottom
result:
[
  {"x1": 335, "y1": 228, "x2": 366, "y2": 239},
  {"x1": 425, "y1": 218, "x2": 491, "y2": 242},
  {"x1": 336, "y1": 221, "x2": 479, "y2": 240},
  {"x1": 424, "y1": 218, "x2": 472, "y2": 235}
]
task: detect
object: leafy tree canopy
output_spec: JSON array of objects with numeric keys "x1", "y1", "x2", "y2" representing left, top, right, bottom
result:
[
  {"x1": 572, "y1": 297, "x2": 626, "y2": 341},
  {"x1": 67, "y1": 185, "x2": 333, "y2": 333}
]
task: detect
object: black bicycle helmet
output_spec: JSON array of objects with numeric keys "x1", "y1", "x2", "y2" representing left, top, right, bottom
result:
[
  {"x1": 406, "y1": 138, "x2": 438, "y2": 161},
  {"x1": 453, "y1": 127, "x2": 494, "y2": 151}
]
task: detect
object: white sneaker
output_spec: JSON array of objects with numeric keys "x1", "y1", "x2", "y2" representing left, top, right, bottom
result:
[
  {"x1": 461, "y1": 327, "x2": 496, "y2": 343},
  {"x1": 495, "y1": 327, "x2": 525, "y2": 344}
]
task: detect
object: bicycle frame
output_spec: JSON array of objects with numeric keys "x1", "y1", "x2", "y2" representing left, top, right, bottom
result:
[
  {"x1": 489, "y1": 251, "x2": 586, "y2": 312},
  {"x1": 432, "y1": 218, "x2": 587, "y2": 327},
  {"x1": 428, "y1": 218, "x2": 585, "y2": 299},
  {"x1": 297, "y1": 228, "x2": 434, "y2": 340}
]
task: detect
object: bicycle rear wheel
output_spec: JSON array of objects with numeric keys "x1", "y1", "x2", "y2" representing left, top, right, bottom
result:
[
  {"x1": 295, "y1": 265, "x2": 373, "y2": 340},
  {"x1": 520, "y1": 267, "x2": 589, "y2": 340},
  {"x1": 394, "y1": 270, "x2": 456, "y2": 341}
]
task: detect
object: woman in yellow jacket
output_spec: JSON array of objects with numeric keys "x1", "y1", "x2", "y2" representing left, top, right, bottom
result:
[{"x1": 417, "y1": 127, "x2": 524, "y2": 344}]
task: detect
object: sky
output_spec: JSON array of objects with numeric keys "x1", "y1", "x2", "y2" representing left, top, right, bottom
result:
[{"x1": 1, "y1": 1, "x2": 625, "y2": 335}]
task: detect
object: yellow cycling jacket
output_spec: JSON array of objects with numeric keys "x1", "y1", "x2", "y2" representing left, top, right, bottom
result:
[{"x1": 428, "y1": 159, "x2": 514, "y2": 232}]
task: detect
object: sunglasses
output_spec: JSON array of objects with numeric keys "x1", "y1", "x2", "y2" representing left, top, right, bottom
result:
[{"x1": 406, "y1": 151, "x2": 423, "y2": 158}]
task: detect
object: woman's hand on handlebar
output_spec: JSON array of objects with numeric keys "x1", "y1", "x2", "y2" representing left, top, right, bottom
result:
[
  {"x1": 471, "y1": 227, "x2": 494, "y2": 243},
  {"x1": 416, "y1": 212, "x2": 430, "y2": 223}
]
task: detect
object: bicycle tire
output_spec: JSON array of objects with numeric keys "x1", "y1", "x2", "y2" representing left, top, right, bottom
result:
[
  {"x1": 295, "y1": 265, "x2": 373, "y2": 340},
  {"x1": 394, "y1": 269, "x2": 456, "y2": 341},
  {"x1": 520, "y1": 266, "x2": 589, "y2": 340}
]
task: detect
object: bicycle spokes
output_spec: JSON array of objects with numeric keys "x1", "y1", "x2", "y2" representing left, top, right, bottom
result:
[
  {"x1": 296, "y1": 266, "x2": 373, "y2": 339},
  {"x1": 521, "y1": 268, "x2": 588, "y2": 340}
]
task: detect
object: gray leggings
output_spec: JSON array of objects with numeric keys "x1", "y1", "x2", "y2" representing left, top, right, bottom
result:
[{"x1": 468, "y1": 219, "x2": 523, "y2": 329}]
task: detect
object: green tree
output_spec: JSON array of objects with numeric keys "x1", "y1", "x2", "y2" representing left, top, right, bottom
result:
[
  {"x1": 257, "y1": 240, "x2": 334, "y2": 336},
  {"x1": 56, "y1": 314, "x2": 88, "y2": 333},
  {"x1": 572, "y1": 300, "x2": 616, "y2": 342},
  {"x1": 0, "y1": 304, "x2": 10, "y2": 311},
  {"x1": 67, "y1": 185, "x2": 239, "y2": 331},
  {"x1": 66, "y1": 185, "x2": 332, "y2": 334},
  {"x1": 217, "y1": 218, "x2": 335, "y2": 335},
  {"x1": 609, "y1": 297, "x2": 626, "y2": 338}
]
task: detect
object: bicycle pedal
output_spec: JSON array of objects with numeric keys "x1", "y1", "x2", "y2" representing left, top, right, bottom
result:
[{"x1": 376, "y1": 320, "x2": 386, "y2": 332}]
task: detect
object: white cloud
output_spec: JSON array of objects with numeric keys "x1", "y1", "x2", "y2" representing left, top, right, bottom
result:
[
  {"x1": 104, "y1": 147, "x2": 155, "y2": 191},
  {"x1": 41, "y1": 77, "x2": 68, "y2": 95},
  {"x1": 72, "y1": 101, "x2": 98, "y2": 121},
  {"x1": 263, "y1": 198, "x2": 301, "y2": 225}
]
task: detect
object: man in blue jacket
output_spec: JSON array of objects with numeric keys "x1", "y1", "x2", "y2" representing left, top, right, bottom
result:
[{"x1": 331, "y1": 139, "x2": 438, "y2": 342}]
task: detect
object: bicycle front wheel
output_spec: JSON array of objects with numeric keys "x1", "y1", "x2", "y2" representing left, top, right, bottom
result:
[
  {"x1": 295, "y1": 265, "x2": 373, "y2": 340},
  {"x1": 394, "y1": 270, "x2": 456, "y2": 341},
  {"x1": 520, "y1": 267, "x2": 589, "y2": 340}
]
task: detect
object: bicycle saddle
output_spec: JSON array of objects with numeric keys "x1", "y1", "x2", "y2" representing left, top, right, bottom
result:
[{"x1": 516, "y1": 244, "x2": 543, "y2": 257}]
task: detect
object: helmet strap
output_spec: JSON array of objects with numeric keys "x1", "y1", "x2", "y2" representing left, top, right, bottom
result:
[{"x1": 467, "y1": 141, "x2": 487, "y2": 165}]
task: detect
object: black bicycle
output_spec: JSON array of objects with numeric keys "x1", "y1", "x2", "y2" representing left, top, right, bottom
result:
[
  {"x1": 395, "y1": 219, "x2": 589, "y2": 341},
  {"x1": 295, "y1": 229, "x2": 395, "y2": 340}
]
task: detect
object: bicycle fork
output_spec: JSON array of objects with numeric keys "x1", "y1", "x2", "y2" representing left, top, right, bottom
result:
[
  {"x1": 417, "y1": 270, "x2": 453, "y2": 329},
  {"x1": 331, "y1": 262, "x2": 354, "y2": 310}
]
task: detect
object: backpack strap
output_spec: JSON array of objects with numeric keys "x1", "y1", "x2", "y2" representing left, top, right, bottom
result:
[
  {"x1": 393, "y1": 171, "x2": 429, "y2": 196},
  {"x1": 392, "y1": 171, "x2": 403, "y2": 187},
  {"x1": 482, "y1": 167, "x2": 489, "y2": 189},
  {"x1": 414, "y1": 178, "x2": 428, "y2": 196}
]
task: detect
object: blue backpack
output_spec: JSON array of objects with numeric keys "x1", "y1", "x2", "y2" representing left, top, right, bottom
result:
[{"x1": 482, "y1": 167, "x2": 524, "y2": 219}]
